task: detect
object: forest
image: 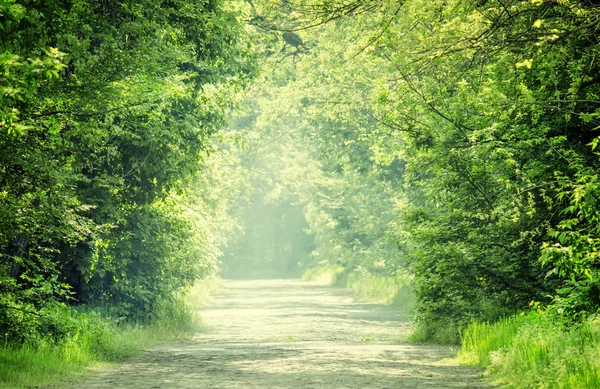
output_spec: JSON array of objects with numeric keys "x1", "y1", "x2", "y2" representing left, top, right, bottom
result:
[{"x1": 2, "y1": 0, "x2": 600, "y2": 388}]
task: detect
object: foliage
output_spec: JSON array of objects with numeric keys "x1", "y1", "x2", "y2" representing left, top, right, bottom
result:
[
  {"x1": 0, "y1": 290, "x2": 204, "y2": 389},
  {"x1": 240, "y1": 0, "x2": 600, "y2": 343},
  {"x1": 458, "y1": 311, "x2": 600, "y2": 388},
  {"x1": 0, "y1": 0, "x2": 258, "y2": 341}
]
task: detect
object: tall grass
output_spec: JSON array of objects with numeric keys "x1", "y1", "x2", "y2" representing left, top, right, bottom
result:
[
  {"x1": 303, "y1": 266, "x2": 415, "y2": 313},
  {"x1": 302, "y1": 265, "x2": 346, "y2": 286},
  {"x1": 457, "y1": 311, "x2": 600, "y2": 388},
  {"x1": 0, "y1": 279, "x2": 218, "y2": 389},
  {"x1": 408, "y1": 319, "x2": 463, "y2": 345},
  {"x1": 0, "y1": 311, "x2": 162, "y2": 388}
]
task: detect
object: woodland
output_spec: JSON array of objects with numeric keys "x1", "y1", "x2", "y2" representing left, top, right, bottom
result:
[{"x1": 2, "y1": 0, "x2": 600, "y2": 387}]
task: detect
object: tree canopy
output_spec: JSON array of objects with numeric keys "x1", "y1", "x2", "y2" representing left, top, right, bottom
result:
[
  {"x1": 2, "y1": 0, "x2": 600, "y2": 346},
  {"x1": 220, "y1": 0, "x2": 600, "y2": 341},
  {"x1": 0, "y1": 0, "x2": 258, "y2": 339}
]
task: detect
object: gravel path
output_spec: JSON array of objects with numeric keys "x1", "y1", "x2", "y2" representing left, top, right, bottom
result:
[{"x1": 74, "y1": 279, "x2": 489, "y2": 388}]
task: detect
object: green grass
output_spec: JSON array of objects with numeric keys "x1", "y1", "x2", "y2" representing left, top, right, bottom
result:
[
  {"x1": 0, "y1": 278, "x2": 218, "y2": 389},
  {"x1": 456, "y1": 311, "x2": 600, "y2": 388},
  {"x1": 303, "y1": 266, "x2": 415, "y2": 313},
  {"x1": 0, "y1": 344, "x2": 82, "y2": 389},
  {"x1": 408, "y1": 319, "x2": 463, "y2": 345},
  {"x1": 0, "y1": 313, "x2": 159, "y2": 388},
  {"x1": 302, "y1": 265, "x2": 346, "y2": 286}
]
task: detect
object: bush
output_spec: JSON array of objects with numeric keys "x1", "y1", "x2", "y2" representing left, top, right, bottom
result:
[{"x1": 0, "y1": 291, "x2": 204, "y2": 388}]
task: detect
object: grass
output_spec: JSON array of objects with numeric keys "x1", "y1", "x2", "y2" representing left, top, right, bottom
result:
[
  {"x1": 303, "y1": 265, "x2": 415, "y2": 313},
  {"x1": 302, "y1": 265, "x2": 346, "y2": 286},
  {"x1": 408, "y1": 319, "x2": 463, "y2": 345},
  {"x1": 456, "y1": 311, "x2": 600, "y2": 388},
  {"x1": 0, "y1": 278, "x2": 219, "y2": 389}
]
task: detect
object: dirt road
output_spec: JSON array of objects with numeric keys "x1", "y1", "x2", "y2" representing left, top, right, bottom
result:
[{"x1": 75, "y1": 279, "x2": 489, "y2": 388}]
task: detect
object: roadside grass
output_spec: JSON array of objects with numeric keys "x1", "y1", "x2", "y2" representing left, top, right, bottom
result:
[
  {"x1": 303, "y1": 266, "x2": 415, "y2": 313},
  {"x1": 302, "y1": 265, "x2": 346, "y2": 286},
  {"x1": 408, "y1": 320, "x2": 463, "y2": 345},
  {"x1": 0, "y1": 278, "x2": 218, "y2": 389},
  {"x1": 456, "y1": 311, "x2": 600, "y2": 388}
]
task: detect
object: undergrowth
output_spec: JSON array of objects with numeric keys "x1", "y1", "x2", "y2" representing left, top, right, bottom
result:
[
  {"x1": 0, "y1": 278, "x2": 219, "y2": 389},
  {"x1": 457, "y1": 311, "x2": 600, "y2": 388},
  {"x1": 302, "y1": 266, "x2": 414, "y2": 313}
]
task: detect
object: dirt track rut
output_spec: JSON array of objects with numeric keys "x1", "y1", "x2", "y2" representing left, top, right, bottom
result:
[{"x1": 74, "y1": 279, "x2": 489, "y2": 388}]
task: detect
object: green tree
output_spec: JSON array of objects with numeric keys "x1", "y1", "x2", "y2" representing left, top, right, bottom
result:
[{"x1": 0, "y1": 0, "x2": 258, "y2": 339}]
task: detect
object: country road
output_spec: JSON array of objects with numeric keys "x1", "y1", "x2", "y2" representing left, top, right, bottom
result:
[{"x1": 74, "y1": 279, "x2": 489, "y2": 388}]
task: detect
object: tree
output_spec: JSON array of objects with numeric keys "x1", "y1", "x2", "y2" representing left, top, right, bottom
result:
[{"x1": 0, "y1": 0, "x2": 258, "y2": 339}]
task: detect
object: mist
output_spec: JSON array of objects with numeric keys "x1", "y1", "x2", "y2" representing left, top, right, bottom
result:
[{"x1": 221, "y1": 170, "x2": 315, "y2": 279}]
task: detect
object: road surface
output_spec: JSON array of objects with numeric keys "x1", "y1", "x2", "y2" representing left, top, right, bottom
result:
[{"x1": 74, "y1": 279, "x2": 488, "y2": 388}]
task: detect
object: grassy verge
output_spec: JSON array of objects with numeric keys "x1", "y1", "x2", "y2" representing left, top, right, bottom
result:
[
  {"x1": 0, "y1": 278, "x2": 219, "y2": 389},
  {"x1": 456, "y1": 311, "x2": 600, "y2": 388},
  {"x1": 302, "y1": 266, "x2": 415, "y2": 312}
]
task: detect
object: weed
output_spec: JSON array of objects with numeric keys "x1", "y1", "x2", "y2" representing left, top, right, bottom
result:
[
  {"x1": 456, "y1": 311, "x2": 600, "y2": 388},
  {"x1": 0, "y1": 279, "x2": 214, "y2": 389},
  {"x1": 303, "y1": 266, "x2": 415, "y2": 313}
]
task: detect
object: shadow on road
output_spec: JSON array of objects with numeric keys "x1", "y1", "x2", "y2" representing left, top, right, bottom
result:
[{"x1": 73, "y1": 279, "x2": 490, "y2": 389}]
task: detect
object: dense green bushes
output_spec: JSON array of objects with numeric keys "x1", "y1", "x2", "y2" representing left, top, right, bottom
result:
[
  {"x1": 0, "y1": 294, "x2": 200, "y2": 388},
  {"x1": 1, "y1": 0, "x2": 257, "y2": 342}
]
